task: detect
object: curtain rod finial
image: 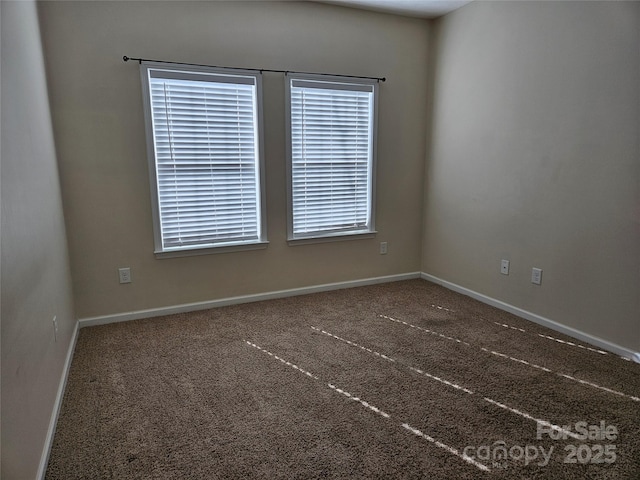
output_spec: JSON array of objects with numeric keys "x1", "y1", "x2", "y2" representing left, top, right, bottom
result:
[{"x1": 123, "y1": 56, "x2": 129, "y2": 62}]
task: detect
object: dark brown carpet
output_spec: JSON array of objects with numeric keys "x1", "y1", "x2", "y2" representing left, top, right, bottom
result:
[{"x1": 46, "y1": 280, "x2": 640, "y2": 479}]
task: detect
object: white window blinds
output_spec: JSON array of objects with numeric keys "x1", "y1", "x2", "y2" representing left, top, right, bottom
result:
[
  {"x1": 288, "y1": 77, "x2": 376, "y2": 239},
  {"x1": 142, "y1": 65, "x2": 264, "y2": 253}
]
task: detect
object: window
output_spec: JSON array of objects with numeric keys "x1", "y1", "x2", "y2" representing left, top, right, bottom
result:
[
  {"x1": 140, "y1": 63, "x2": 266, "y2": 256},
  {"x1": 286, "y1": 75, "x2": 378, "y2": 242}
]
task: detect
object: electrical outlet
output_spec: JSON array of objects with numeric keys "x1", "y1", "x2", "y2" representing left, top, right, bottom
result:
[
  {"x1": 380, "y1": 242, "x2": 388, "y2": 255},
  {"x1": 500, "y1": 259, "x2": 510, "y2": 275},
  {"x1": 118, "y1": 267, "x2": 132, "y2": 284},
  {"x1": 52, "y1": 316, "x2": 58, "y2": 342},
  {"x1": 531, "y1": 267, "x2": 542, "y2": 285}
]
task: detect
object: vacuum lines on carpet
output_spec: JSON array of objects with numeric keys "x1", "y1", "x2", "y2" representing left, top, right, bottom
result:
[
  {"x1": 377, "y1": 313, "x2": 639, "y2": 402},
  {"x1": 244, "y1": 340, "x2": 491, "y2": 473},
  {"x1": 245, "y1": 312, "x2": 638, "y2": 475},
  {"x1": 309, "y1": 325, "x2": 581, "y2": 440}
]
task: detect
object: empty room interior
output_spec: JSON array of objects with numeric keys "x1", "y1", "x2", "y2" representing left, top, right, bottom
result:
[{"x1": 2, "y1": 0, "x2": 639, "y2": 478}]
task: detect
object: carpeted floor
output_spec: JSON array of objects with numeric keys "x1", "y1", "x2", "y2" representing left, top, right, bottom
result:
[{"x1": 46, "y1": 280, "x2": 640, "y2": 479}]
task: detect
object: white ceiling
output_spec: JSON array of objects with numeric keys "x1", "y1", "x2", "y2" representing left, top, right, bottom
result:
[{"x1": 315, "y1": 0, "x2": 473, "y2": 19}]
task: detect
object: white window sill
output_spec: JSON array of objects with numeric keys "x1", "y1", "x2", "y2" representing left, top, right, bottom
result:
[
  {"x1": 155, "y1": 241, "x2": 269, "y2": 259},
  {"x1": 287, "y1": 231, "x2": 377, "y2": 246}
]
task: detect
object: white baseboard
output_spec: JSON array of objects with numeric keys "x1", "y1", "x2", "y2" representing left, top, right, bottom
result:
[
  {"x1": 79, "y1": 272, "x2": 422, "y2": 328},
  {"x1": 421, "y1": 272, "x2": 640, "y2": 363},
  {"x1": 37, "y1": 320, "x2": 80, "y2": 480}
]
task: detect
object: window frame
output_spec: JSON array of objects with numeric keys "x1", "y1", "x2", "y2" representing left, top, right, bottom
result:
[
  {"x1": 285, "y1": 73, "x2": 378, "y2": 245},
  {"x1": 140, "y1": 62, "x2": 268, "y2": 258}
]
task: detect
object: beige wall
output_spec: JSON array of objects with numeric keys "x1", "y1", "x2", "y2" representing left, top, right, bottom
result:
[
  {"x1": 424, "y1": 1, "x2": 640, "y2": 351},
  {"x1": 1, "y1": 1, "x2": 77, "y2": 478},
  {"x1": 38, "y1": 1, "x2": 429, "y2": 319}
]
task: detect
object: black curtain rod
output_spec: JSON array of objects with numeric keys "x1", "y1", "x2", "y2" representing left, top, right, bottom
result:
[{"x1": 122, "y1": 56, "x2": 385, "y2": 82}]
